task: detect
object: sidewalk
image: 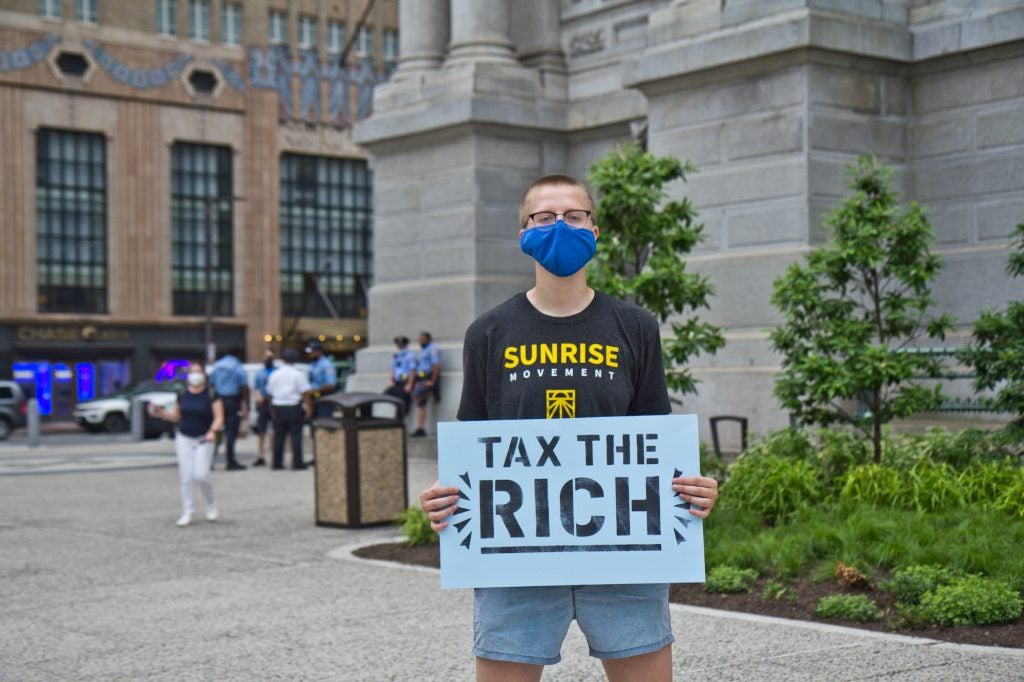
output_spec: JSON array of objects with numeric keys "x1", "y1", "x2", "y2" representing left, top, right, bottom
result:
[{"x1": 1, "y1": 435, "x2": 1021, "y2": 680}]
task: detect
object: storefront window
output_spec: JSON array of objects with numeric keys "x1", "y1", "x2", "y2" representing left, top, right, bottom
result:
[{"x1": 279, "y1": 154, "x2": 373, "y2": 319}]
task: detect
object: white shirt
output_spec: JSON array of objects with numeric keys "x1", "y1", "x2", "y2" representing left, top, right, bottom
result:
[{"x1": 265, "y1": 364, "x2": 311, "y2": 406}]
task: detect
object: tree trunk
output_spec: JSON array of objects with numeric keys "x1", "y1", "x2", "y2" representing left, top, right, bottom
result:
[{"x1": 872, "y1": 414, "x2": 882, "y2": 463}]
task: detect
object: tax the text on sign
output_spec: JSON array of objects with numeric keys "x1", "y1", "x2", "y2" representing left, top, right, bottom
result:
[{"x1": 437, "y1": 414, "x2": 705, "y2": 588}]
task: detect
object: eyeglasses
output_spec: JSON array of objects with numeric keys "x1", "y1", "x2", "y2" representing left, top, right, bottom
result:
[{"x1": 524, "y1": 210, "x2": 592, "y2": 228}]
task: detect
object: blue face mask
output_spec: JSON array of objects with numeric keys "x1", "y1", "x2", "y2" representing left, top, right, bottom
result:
[{"x1": 520, "y1": 220, "x2": 597, "y2": 277}]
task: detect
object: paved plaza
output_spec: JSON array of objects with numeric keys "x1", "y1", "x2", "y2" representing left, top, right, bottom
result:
[{"x1": 1, "y1": 432, "x2": 1022, "y2": 681}]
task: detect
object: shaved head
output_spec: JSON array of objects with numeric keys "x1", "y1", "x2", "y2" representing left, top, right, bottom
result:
[{"x1": 519, "y1": 175, "x2": 596, "y2": 227}]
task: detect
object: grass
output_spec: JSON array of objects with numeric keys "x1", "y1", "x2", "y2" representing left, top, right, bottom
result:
[{"x1": 705, "y1": 505, "x2": 1024, "y2": 590}]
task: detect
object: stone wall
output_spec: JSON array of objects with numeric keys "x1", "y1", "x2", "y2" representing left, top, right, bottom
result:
[{"x1": 352, "y1": 0, "x2": 1024, "y2": 446}]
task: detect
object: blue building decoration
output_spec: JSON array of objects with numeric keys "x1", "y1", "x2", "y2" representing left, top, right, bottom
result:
[
  {"x1": 212, "y1": 58, "x2": 246, "y2": 94},
  {"x1": 0, "y1": 33, "x2": 59, "y2": 73},
  {"x1": 3, "y1": 35, "x2": 387, "y2": 129},
  {"x1": 84, "y1": 40, "x2": 192, "y2": 89},
  {"x1": 241, "y1": 46, "x2": 389, "y2": 127}
]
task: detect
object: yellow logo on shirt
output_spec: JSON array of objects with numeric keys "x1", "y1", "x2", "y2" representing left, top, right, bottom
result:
[{"x1": 546, "y1": 389, "x2": 576, "y2": 419}]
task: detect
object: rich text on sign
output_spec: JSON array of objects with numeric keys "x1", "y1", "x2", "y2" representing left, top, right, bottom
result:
[{"x1": 437, "y1": 414, "x2": 705, "y2": 588}]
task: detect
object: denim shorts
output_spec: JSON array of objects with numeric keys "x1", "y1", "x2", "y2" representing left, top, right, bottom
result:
[{"x1": 473, "y1": 583, "x2": 673, "y2": 665}]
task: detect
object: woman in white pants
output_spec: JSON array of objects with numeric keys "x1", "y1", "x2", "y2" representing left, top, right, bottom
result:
[{"x1": 156, "y1": 362, "x2": 224, "y2": 527}]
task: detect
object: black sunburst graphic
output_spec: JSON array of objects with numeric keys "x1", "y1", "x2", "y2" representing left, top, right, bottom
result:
[
  {"x1": 452, "y1": 472, "x2": 473, "y2": 549},
  {"x1": 672, "y1": 467, "x2": 695, "y2": 545}
]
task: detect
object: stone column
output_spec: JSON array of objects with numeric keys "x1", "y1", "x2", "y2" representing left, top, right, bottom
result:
[
  {"x1": 510, "y1": 0, "x2": 565, "y2": 71},
  {"x1": 348, "y1": 0, "x2": 567, "y2": 429},
  {"x1": 393, "y1": 0, "x2": 449, "y2": 76},
  {"x1": 445, "y1": 0, "x2": 517, "y2": 65}
]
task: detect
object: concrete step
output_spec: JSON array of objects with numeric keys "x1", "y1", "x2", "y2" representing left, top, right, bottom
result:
[{"x1": 406, "y1": 434, "x2": 437, "y2": 460}]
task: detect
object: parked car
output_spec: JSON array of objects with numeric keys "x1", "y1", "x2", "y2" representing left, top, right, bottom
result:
[
  {"x1": 73, "y1": 379, "x2": 184, "y2": 437},
  {"x1": 0, "y1": 380, "x2": 28, "y2": 441}
]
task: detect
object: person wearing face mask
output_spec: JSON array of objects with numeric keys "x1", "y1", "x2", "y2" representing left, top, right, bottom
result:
[
  {"x1": 417, "y1": 175, "x2": 720, "y2": 682},
  {"x1": 384, "y1": 335, "x2": 415, "y2": 415},
  {"x1": 405, "y1": 331, "x2": 441, "y2": 437},
  {"x1": 155, "y1": 362, "x2": 224, "y2": 527},
  {"x1": 250, "y1": 349, "x2": 276, "y2": 467}
]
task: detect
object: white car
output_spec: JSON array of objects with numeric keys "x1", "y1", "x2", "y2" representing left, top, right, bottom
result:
[{"x1": 73, "y1": 379, "x2": 183, "y2": 436}]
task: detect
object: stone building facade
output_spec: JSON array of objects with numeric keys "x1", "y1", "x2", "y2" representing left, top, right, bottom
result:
[
  {"x1": 0, "y1": 0, "x2": 397, "y2": 418},
  {"x1": 348, "y1": 0, "x2": 1024, "y2": 444}
]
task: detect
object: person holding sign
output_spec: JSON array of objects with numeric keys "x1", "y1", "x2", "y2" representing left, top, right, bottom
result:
[{"x1": 419, "y1": 175, "x2": 719, "y2": 681}]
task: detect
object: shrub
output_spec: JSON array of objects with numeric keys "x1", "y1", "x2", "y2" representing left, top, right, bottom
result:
[
  {"x1": 814, "y1": 594, "x2": 881, "y2": 622},
  {"x1": 993, "y1": 468, "x2": 1024, "y2": 519},
  {"x1": 883, "y1": 565, "x2": 961, "y2": 605},
  {"x1": 762, "y1": 579, "x2": 793, "y2": 602},
  {"x1": 816, "y1": 428, "x2": 872, "y2": 490},
  {"x1": 396, "y1": 506, "x2": 438, "y2": 547},
  {"x1": 744, "y1": 428, "x2": 817, "y2": 462},
  {"x1": 960, "y1": 460, "x2": 1020, "y2": 509},
  {"x1": 905, "y1": 459, "x2": 965, "y2": 512},
  {"x1": 705, "y1": 565, "x2": 758, "y2": 593},
  {"x1": 723, "y1": 454, "x2": 823, "y2": 525},
  {"x1": 699, "y1": 440, "x2": 728, "y2": 483},
  {"x1": 839, "y1": 464, "x2": 902, "y2": 508},
  {"x1": 917, "y1": 576, "x2": 1023, "y2": 627}
]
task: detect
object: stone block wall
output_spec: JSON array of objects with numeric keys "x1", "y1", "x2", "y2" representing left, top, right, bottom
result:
[{"x1": 351, "y1": 0, "x2": 1024, "y2": 447}]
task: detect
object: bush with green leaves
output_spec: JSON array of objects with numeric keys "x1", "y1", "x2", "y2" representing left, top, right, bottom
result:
[
  {"x1": 396, "y1": 506, "x2": 438, "y2": 547},
  {"x1": 722, "y1": 454, "x2": 824, "y2": 525},
  {"x1": 814, "y1": 594, "x2": 881, "y2": 622},
  {"x1": 705, "y1": 565, "x2": 759, "y2": 593},
  {"x1": 741, "y1": 428, "x2": 817, "y2": 463},
  {"x1": 699, "y1": 440, "x2": 728, "y2": 483},
  {"x1": 815, "y1": 428, "x2": 872, "y2": 490},
  {"x1": 587, "y1": 143, "x2": 725, "y2": 396},
  {"x1": 958, "y1": 223, "x2": 1024, "y2": 423},
  {"x1": 839, "y1": 464, "x2": 902, "y2": 508},
  {"x1": 993, "y1": 468, "x2": 1024, "y2": 519},
  {"x1": 904, "y1": 459, "x2": 965, "y2": 512},
  {"x1": 960, "y1": 460, "x2": 1020, "y2": 508},
  {"x1": 917, "y1": 575, "x2": 1023, "y2": 627},
  {"x1": 706, "y1": 505, "x2": 1024, "y2": 589},
  {"x1": 770, "y1": 155, "x2": 955, "y2": 463},
  {"x1": 883, "y1": 565, "x2": 961, "y2": 605},
  {"x1": 913, "y1": 428, "x2": 1021, "y2": 469},
  {"x1": 762, "y1": 579, "x2": 795, "y2": 602},
  {"x1": 840, "y1": 457, "x2": 1021, "y2": 512}
]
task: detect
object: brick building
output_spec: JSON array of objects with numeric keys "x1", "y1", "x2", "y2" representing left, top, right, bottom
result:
[{"x1": 0, "y1": 0, "x2": 397, "y2": 419}]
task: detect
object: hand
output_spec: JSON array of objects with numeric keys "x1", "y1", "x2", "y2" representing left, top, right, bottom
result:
[
  {"x1": 419, "y1": 480, "x2": 461, "y2": 532},
  {"x1": 671, "y1": 475, "x2": 719, "y2": 519},
  {"x1": 200, "y1": 429, "x2": 216, "y2": 443}
]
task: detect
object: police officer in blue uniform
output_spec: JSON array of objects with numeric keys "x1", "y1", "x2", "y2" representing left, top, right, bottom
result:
[
  {"x1": 207, "y1": 348, "x2": 249, "y2": 470},
  {"x1": 251, "y1": 349, "x2": 276, "y2": 467},
  {"x1": 305, "y1": 341, "x2": 338, "y2": 419},
  {"x1": 384, "y1": 335, "x2": 416, "y2": 414},
  {"x1": 406, "y1": 331, "x2": 441, "y2": 437}
]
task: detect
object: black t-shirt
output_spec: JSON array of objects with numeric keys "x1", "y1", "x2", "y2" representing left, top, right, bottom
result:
[
  {"x1": 457, "y1": 291, "x2": 671, "y2": 421},
  {"x1": 177, "y1": 389, "x2": 214, "y2": 438}
]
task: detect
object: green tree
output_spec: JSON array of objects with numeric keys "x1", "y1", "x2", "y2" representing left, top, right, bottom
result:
[
  {"x1": 958, "y1": 224, "x2": 1024, "y2": 424},
  {"x1": 587, "y1": 143, "x2": 725, "y2": 395},
  {"x1": 770, "y1": 156, "x2": 955, "y2": 462}
]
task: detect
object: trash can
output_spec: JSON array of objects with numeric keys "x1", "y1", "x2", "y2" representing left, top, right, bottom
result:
[{"x1": 312, "y1": 392, "x2": 407, "y2": 528}]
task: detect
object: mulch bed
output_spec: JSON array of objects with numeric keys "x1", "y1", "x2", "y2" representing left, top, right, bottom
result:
[{"x1": 353, "y1": 541, "x2": 1023, "y2": 649}]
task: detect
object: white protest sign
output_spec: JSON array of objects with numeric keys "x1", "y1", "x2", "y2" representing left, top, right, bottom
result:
[{"x1": 437, "y1": 414, "x2": 705, "y2": 589}]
